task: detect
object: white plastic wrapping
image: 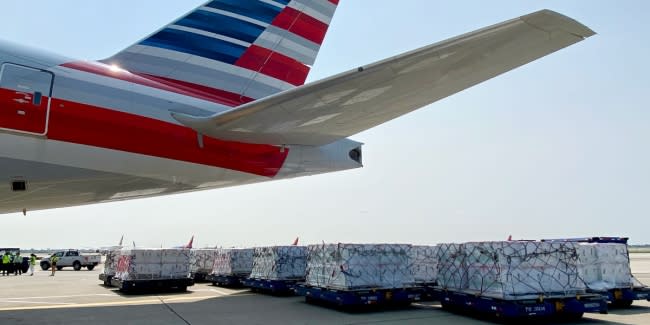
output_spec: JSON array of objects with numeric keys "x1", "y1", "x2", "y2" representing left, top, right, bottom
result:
[
  {"x1": 103, "y1": 250, "x2": 119, "y2": 276},
  {"x1": 410, "y1": 245, "x2": 439, "y2": 284},
  {"x1": 250, "y1": 246, "x2": 308, "y2": 280},
  {"x1": 190, "y1": 249, "x2": 217, "y2": 275},
  {"x1": 114, "y1": 248, "x2": 191, "y2": 281},
  {"x1": 577, "y1": 243, "x2": 632, "y2": 291},
  {"x1": 305, "y1": 243, "x2": 415, "y2": 290},
  {"x1": 211, "y1": 248, "x2": 254, "y2": 276},
  {"x1": 438, "y1": 241, "x2": 585, "y2": 299}
]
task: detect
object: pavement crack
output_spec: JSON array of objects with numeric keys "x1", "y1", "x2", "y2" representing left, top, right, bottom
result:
[{"x1": 157, "y1": 296, "x2": 192, "y2": 325}]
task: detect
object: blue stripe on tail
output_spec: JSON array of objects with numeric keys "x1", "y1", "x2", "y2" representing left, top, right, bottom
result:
[{"x1": 141, "y1": 28, "x2": 246, "y2": 64}]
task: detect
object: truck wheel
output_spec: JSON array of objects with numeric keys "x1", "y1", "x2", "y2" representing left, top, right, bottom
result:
[
  {"x1": 87, "y1": 265, "x2": 95, "y2": 271},
  {"x1": 40, "y1": 262, "x2": 50, "y2": 271},
  {"x1": 73, "y1": 261, "x2": 81, "y2": 271}
]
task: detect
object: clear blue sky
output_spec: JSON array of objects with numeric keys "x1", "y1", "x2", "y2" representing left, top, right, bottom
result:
[{"x1": 0, "y1": 1, "x2": 648, "y2": 248}]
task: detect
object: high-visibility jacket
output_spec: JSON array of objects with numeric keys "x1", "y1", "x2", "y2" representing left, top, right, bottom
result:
[
  {"x1": 30, "y1": 256, "x2": 36, "y2": 266},
  {"x1": 51, "y1": 256, "x2": 59, "y2": 263},
  {"x1": 2, "y1": 255, "x2": 9, "y2": 264},
  {"x1": 12, "y1": 255, "x2": 21, "y2": 263}
]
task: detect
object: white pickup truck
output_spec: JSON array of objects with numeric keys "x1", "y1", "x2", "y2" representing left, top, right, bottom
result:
[{"x1": 41, "y1": 250, "x2": 101, "y2": 271}]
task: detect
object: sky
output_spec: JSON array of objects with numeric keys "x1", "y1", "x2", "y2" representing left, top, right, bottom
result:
[{"x1": 0, "y1": 1, "x2": 647, "y2": 249}]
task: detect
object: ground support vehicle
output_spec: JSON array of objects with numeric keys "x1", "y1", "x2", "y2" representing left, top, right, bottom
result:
[
  {"x1": 242, "y1": 278, "x2": 299, "y2": 295},
  {"x1": 110, "y1": 277, "x2": 194, "y2": 293},
  {"x1": 435, "y1": 289, "x2": 607, "y2": 320},
  {"x1": 295, "y1": 284, "x2": 423, "y2": 308},
  {"x1": 40, "y1": 250, "x2": 100, "y2": 271},
  {"x1": 99, "y1": 273, "x2": 113, "y2": 287}
]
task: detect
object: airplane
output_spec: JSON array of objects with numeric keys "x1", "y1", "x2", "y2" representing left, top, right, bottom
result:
[{"x1": 0, "y1": 1, "x2": 594, "y2": 214}]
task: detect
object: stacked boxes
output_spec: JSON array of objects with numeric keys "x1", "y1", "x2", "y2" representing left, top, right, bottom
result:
[
  {"x1": 437, "y1": 241, "x2": 586, "y2": 299},
  {"x1": 577, "y1": 243, "x2": 633, "y2": 291},
  {"x1": 250, "y1": 246, "x2": 308, "y2": 280},
  {"x1": 190, "y1": 249, "x2": 217, "y2": 275},
  {"x1": 410, "y1": 245, "x2": 439, "y2": 284},
  {"x1": 211, "y1": 248, "x2": 254, "y2": 276},
  {"x1": 305, "y1": 243, "x2": 414, "y2": 290},
  {"x1": 114, "y1": 249, "x2": 191, "y2": 281}
]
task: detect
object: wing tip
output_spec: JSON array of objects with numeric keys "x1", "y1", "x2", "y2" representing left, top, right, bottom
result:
[{"x1": 523, "y1": 9, "x2": 596, "y2": 39}]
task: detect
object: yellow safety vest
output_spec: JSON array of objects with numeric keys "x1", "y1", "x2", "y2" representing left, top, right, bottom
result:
[
  {"x1": 51, "y1": 256, "x2": 59, "y2": 263},
  {"x1": 2, "y1": 255, "x2": 9, "y2": 264},
  {"x1": 30, "y1": 256, "x2": 36, "y2": 265}
]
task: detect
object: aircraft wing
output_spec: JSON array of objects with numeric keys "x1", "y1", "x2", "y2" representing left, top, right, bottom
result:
[{"x1": 172, "y1": 10, "x2": 595, "y2": 146}]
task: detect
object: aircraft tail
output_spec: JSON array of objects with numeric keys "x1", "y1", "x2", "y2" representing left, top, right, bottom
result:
[{"x1": 104, "y1": 0, "x2": 340, "y2": 107}]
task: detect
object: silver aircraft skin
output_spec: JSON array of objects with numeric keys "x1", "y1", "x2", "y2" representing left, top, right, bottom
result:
[{"x1": 0, "y1": 3, "x2": 594, "y2": 214}]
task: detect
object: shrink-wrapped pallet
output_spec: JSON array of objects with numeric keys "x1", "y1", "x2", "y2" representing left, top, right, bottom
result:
[
  {"x1": 438, "y1": 241, "x2": 586, "y2": 299},
  {"x1": 190, "y1": 249, "x2": 217, "y2": 275},
  {"x1": 577, "y1": 243, "x2": 632, "y2": 291},
  {"x1": 211, "y1": 248, "x2": 254, "y2": 276},
  {"x1": 410, "y1": 245, "x2": 439, "y2": 284},
  {"x1": 114, "y1": 248, "x2": 191, "y2": 281},
  {"x1": 305, "y1": 243, "x2": 414, "y2": 290},
  {"x1": 250, "y1": 246, "x2": 307, "y2": 280},
  {"x1": 103, "y1": 249, "x2": 119, "y2": 276},
  {"x1": 436, "y1": 243, "x2": 466, "y2": 289}
]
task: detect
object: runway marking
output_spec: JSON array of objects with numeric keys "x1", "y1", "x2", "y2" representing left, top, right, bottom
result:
[
  {"x1": 0, "y1": 293, "x2": 115, "y2": 300},
  {"x1": 0, "y1": 300, "x2": 75, "y2": 305},
  {"x1": 0, "y1": 292, "x2": 256, "y2": 311}
]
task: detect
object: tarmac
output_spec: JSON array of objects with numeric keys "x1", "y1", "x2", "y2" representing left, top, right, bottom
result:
[{"x1": 0, "y1": 254, "x2": 649, "y2": 324}]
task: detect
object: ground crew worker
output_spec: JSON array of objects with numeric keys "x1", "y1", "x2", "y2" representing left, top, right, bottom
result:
[
  {"x1": 29, "y1": 254, "x2": 36, "y2": 276},
  {"x1": 5, "y1": 252, "x2": 14, "y2": 275},
  {"x1": 50, "y1": 254, "x2": 59, "y2": 276},
  {"x1": 13, "y1": 252, "x2": 22, "y2": 275},
  {"x1": 1, "y1": 252, "x2": 9, "y2": 276}
]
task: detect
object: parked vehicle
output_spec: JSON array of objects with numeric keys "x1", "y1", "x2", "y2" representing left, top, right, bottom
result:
[{"x1": 40, "y1": 250, "x2": 101, "y2": 271}]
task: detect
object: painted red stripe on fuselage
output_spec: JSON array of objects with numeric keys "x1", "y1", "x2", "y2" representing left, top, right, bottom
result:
[
  {"x1": 272, "y1": 7, "x2": 329, "y2": 45},
  {"x1": 62, "y1": 61, "x2": 247, "y2": 107},
  {"x1": 329, "y1": 0, "x2": 339, "y2": 5},
  {"x1": 235, "y1": 45, "x2": 309, "y2": 86},
  {"x1": 42, "y1": 97, "x2": 288, "y2": 177}
]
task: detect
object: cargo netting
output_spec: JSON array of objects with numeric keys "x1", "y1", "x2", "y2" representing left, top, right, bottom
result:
[
  {"x1": 410, "y1": 245, "x2": 439, "y2": 284},
  {"x1": 114, "y1": 249, "x2": 191, "y2": 281},
  {"x1": 249, "y1": 246, "x2": 308, "y2": 280},
  {"x1": 577, "y1": 243, "x2": 633, "y2": 291},
  {"x1": 211, "y1": 248, "x2": 254, "y2": 276},
  {"x1": 190, "y1": 249, "x2": 218, "y2": 275},
  {"x1": 437, "y1": 241, "x2": 586, "y2": 299},
  {"x1": 305, "y1": 243, "x2": 415, "y2": 290}
]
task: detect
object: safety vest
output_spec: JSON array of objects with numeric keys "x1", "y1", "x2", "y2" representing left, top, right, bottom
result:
[
  {"x1": 2, "y1": 255, "x2": 9, "y2": 264},
  {"x1": 30, "y1": 256, "x2": 36, "y2": 265},
  {"x1": 51, "y1": 256, "x2": 59, "y2": 263},
  {"x1": 12, "y1": 255, "x2": 21, "y2": 263}
]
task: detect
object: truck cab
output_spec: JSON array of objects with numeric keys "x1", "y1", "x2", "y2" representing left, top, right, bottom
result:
[{"x1": 40, "y1": 250, "x2": 101, "y2": 271}]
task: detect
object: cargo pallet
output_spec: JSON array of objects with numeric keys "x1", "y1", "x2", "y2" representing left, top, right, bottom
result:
[
  {"x1": 206, "y1": 274, "x2": 247, "y2": 287},
  {"x1": 242, "y1": 278, "x2": 299, "y2": 295},
  {"x1": 590, "y1": 287, "x2": 650, "y2": 307},
  {"x1": 99, "y1": 273, "x2": 114, "y2": 287},
  {"x1": 435, "y1": 289, "x2": 607, "y2": 320},
  {"x1": 110, "y1": 277, "x2": 194, "y2": 293},
  {"x1": 295, "y1": 284, "x2": 423, "y2": 308}
]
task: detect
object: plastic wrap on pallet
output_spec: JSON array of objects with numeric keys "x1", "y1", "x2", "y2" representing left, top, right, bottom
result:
[
  {"x1": 410, "y1": 245, "x2": 439, "y2": 284},
  {"x1": 190, "y1": 249, "x2": 217, "y2": 275},
  {"x1": 103, "y1": 249, "x2": 119, "y2": 276},
  {"x1": 114, "y1": 249, "x2": 191, "y2": 281},
  {"x1": 250, "y1": 246, "x2": 307, "y2": 280},
  {"x1": 438, "y1": 241, "x2": 586, "y2": 299},
  {"x1": 305, "y1": 243, "x2": 414, "y2": 290},
  {"x1": 211, "y1": 248, "x2": 254, "y2": 276},
  {"x1": 577, "y1": 243, "x2": 633, "y2": 291}
]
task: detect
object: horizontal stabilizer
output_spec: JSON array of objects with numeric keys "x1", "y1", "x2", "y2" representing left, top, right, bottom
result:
[{"x1": 173, "y1": 10, "x2": 595, "y2": 146}]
